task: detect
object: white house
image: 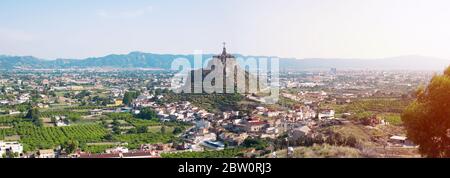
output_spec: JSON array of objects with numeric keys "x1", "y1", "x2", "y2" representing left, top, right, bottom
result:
[
  {"x1": 0, "y1": 141, "x2": 23, "y2": 158},
  {"x1": 106, "y1": 146, "x2": 129, "y2": 154},
  {"x1": 389, "y1": 136, "x2": 415, "y2": 147},
  {"x1": 318, "y1": 110, "x2": 335, "y2": 120},
  {"x1": 38, "y1": 149, "x2": 56, "y2": 158},
  {"x1": 264, "y1": 111, "x2": 280, "y2": 118}
]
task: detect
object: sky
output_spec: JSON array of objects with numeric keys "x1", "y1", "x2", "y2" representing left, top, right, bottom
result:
[{"x1": 1, "y1": 0, "x2": 450, "y2": 59}]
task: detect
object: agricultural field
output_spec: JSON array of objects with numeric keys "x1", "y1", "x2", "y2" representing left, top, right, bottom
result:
[
  {"x1": 15, "y1": 123, "x2": 108, "y2": 151},
  {"x1": 0, "y1": 128, "x2": 16, "y2": 140},
  {"x1": 0, "y1": 115, "x2": 26, "y2": 125},
  {"x1": 112, "y1": 132, "x2": 175, "y2": 149},
  {"x1": 320, "y1": 98, "x2": 411, "y2": 127},
  {"x1": 80, "y1": 144, "x2": 117, "y2": 154},
  {"x1": 1, "y1": 119, "x2": 108, "y2": 152},
  {"x1": 334, "y1": 98, "x2": 411, "y2": 114}
]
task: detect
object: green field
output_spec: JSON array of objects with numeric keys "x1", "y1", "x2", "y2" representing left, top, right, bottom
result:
[
  {"x1": 335, "y1": 98, "x2": 411, "y2": 114},
  {"x1": 379, "y1": 113, "x2": 403, "y2": 126},
  {"x1": 112, "y1": 132, "x2": 174, "y2": 149},
  {"x1": 0, "y1": 107, "x2": 191, "y2": 153},
  {"x1": 13, "y1": 123, "x2": 107, "y2": 151}
]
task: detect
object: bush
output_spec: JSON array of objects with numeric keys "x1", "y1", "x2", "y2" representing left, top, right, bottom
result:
[{"x1": 242, "y1": 138, "x2": 269, "y2": 150}]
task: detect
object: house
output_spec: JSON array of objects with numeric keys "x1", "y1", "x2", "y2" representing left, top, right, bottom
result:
[
  {"x1": 195, "y1": 119, "x2": 211, "y2": 130},
  {"x1": 389, "y1": 136, "x2": 415, "y2": 147},
  {"x1": 232, "y1": 111, "x2": 240, "y2": 117},
  {"x1": 336, "y1": 98, "x2": 352, "y2": 105},
  {"x1": 197, "y1": 128, "x2": 209, "y2": 135},
  {"x1": 38, "y1": 149, "x2": 56, "y2": 158},
  {"x1": 0, "y1": 100, "x2": 9, "y2": 105},
  {"x1": 244, "y1": 119, "x2": 268, "y2": 133},
  {"x1": 90, "y1": 109, "x2": 103, "y2": 116},
  {"x1": 105, "y1": 146, "x2": 129, "y2": 154},
  {"x1": 69, "y1": 86, "x2": 84, "y2": 91},
  {"x1": 219, "y1": 132, "x2": 248, "y2": 146},
  {"x1": 246, "y1": 122, "x2": 267, "y2": 132},
  {"x1": 291, "y1": 126, "x2": 311, "y2": 140},
  {"x1": 8, "y1": 110, "x2": 21, "y2": 115},
  {"x1": 264, "y1": 111, "x2": 280, "y2": 118},
  {"x1": 115, "y1": 99, "x2": 123, "y2": 105},
  {"x1": 155, "y1": 144, "x2": 172, "y2": 152},
  {"x1": 0, "y1": 141, "x2": 23, "y2": 158},
  {"x1": 133, "y1": 110, "x2": 141, "y2": 115},
  {"x1": 54, "y1": 116, "x2": 70, "y2": 127},
  {"x1": 318, "y1": 109, "x2": 335, "y2": 120},
  {"x1": 265, "y1": 127, "x2": 279, "y2": 135},
  {"x1": 223, "y1": 112, "x2": 231, "y2": 120},
  {"x1": 256, "y1": 106, "x2": 266, "y2": 112}
]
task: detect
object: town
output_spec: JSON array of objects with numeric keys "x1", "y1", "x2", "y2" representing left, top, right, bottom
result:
[{"x1": 0, "y1": 61, "x2": 433, "y2": 158}]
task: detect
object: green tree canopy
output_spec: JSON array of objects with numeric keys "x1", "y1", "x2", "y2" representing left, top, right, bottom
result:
[
  {"x1": 123, "y1": 91, "x2": 140, "y2": 106},
  {"x1": 242, "y1": 138, "x2": 269, "y2": 150},
  {"x1": 62, "y1": 140, "x2": 79, "y2": 154},
  {"x1": 67, "y1": 113, "x2": 81, "y2": 122},
  {"x1": 160, "y1": 125, "x2": 167, "y2": 134},
  {"x1": 173, "y1": 127, "x2": 183, "y2": 135},
  {"x1": 137, "y1": 126, "x2": 148, "y2": 133},
  {"x1": 402, "y1": 66, "x2": 450, "y2": 157},
  {"x1": 136, "y1": 107, "x2": 157, "y2": 120},
  {"x1": 26, "y1": 108, "x2": 42, "y2": 127}
]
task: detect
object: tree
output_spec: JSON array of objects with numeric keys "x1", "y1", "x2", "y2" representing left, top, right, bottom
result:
[
  {"x1": 128, "y1": 128, "x2": 138, "y2": 134},
  {"x1": 123, "y1": 92, "x2": 134, "y2": 106},
  {"x1": 155, "y1": 88, "x2": 162, "y2": 96},
  {"x1": 242, "y1": 138, "x2": 269, "y2": 150},
  {"x1": 64, "y1": 92, "x2": 71, "y2": 98},
  {"x1": 63, "y1": 140, "x2": 79, "y2": 154},
  {"x1": 104, "y1": 134, "x2": 114, "y2": 141},
  {"x1": 67, "y1": 113, "x2": 81, "y2": 122},
  {"x1": 75, "y1": 90, "x2": 91, "y2": 99},
  {"x1": 173, "y1": 127, "x2": 183, "y2": 135},
  {"x1": 136, "y1": 107, "x2": 157, "y2": 120},
  {"x1": 137, "y1": 126, "x2": 148, "y2": 133},
  {"x1": 160, "y1": 125, "x2": 167, "y2": 134},
  {"x1": 113, "y1": 126, "x2": 121, "y2": 135},
  {"x1": 123, "y1": 91, "x2": 140, "y2": 106},
  {"x1": 26, "y1": 108, "x2": 42, "y2": 127},
  {"x1": 49, "y1": 91, "x2": 57, "y2": 97},
  {"x1": 402, "y1": 66, "x2": 450, "y2": 157},
  {"x1": 112, "y1": 119, "x2": 121, "y2": 126},
  {"x1": 3, "y1": 152, "x2": 19, "y2": 158}
]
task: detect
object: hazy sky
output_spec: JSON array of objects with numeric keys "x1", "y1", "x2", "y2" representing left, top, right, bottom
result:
[{"x1": 1, "y1": 0, "x2": 450, "y2": 59}]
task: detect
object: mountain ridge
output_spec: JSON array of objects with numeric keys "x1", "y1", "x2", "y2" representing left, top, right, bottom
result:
[{"x1": 0, "y1": 52, "x2": 449, "y2": 71}]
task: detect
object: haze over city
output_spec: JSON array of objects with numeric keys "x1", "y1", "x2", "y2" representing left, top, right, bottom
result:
[{"x1": 1, "y1": 0, "x2": 450, "y2": 60}]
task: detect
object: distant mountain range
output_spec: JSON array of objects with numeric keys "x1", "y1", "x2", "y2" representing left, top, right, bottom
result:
[
  {"x1": 0, "y1": 52, "x2": 449, "y2": 71},
  {"x1": 280, "y1": 55, "x2": 450, "y2": 71}
]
